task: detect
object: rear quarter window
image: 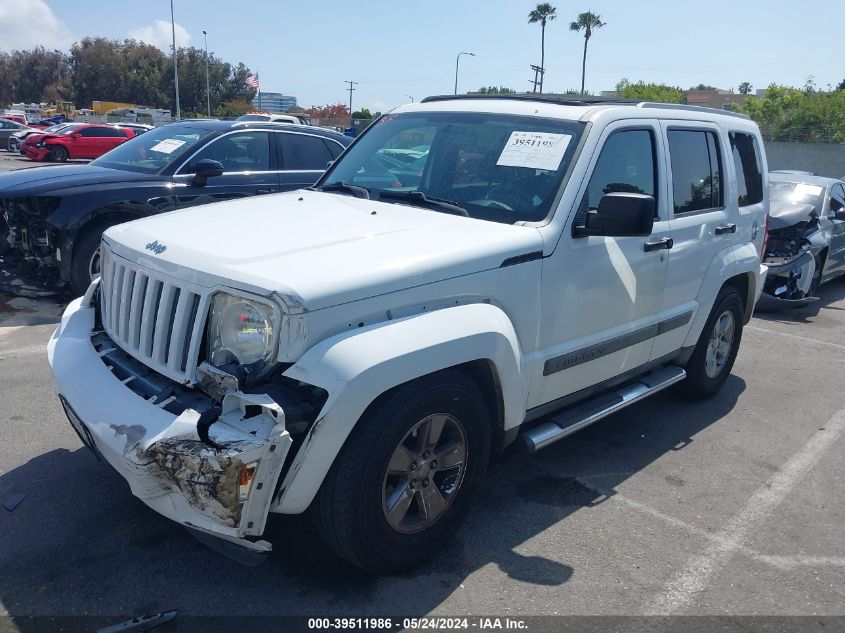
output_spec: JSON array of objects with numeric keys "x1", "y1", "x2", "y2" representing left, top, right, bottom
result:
[{"x1": 730, "y1": 132, "x2": 763, "y2": 206}]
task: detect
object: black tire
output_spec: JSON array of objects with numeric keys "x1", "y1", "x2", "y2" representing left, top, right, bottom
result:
[
  {"x1": 70, "y1": 224, "x2": 108, "y2": 295},
  {"x1": 679, "y1": 285, "x2": 744, "y2": 400},
  {"x1": 313, "y1": 369, "x2": 492, "y2": 573},
  {"x1": 48, "y1": 145, "x2": 68, "y2": 162}
]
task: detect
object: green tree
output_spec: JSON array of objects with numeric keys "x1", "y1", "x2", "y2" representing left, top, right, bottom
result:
[
  {"x1": 569, "y1": 11, "x2": 605, "y2": 95},
  {"x1": 214, "y1": 99, "x2": 253, "y2": 118},
  {"x1": 837, "y1": 79, "x2": 845, "y2": 91},
  {"x1": 528, "y1": 3, "x2": 556, "y2": 94},
  {"x1": 738, "y1": 81, "x2": 753, "y2": 95},
  {"x1": 616, "y1": 79, "x2": 685, "y2": 103},
  {"x1": 352, "y1": 108, "x2": 373, "y2": 119},
  {"x1": 739, "y1": 83, "x2": 845, "y2": 143},
  {"x1": 690, "y1": 83, "x2": 717, "y2": 91},
  {"x1": 475, "y1": 86, "x2": 516, "y2": 94}
]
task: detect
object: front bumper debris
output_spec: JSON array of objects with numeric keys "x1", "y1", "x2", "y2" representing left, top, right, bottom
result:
[
  {"x1": 757, "y1": 251, "x2": 818, "y2": 311},
  {"x1": 47, "y1": 296, "x2": 292, "y2": 564}
]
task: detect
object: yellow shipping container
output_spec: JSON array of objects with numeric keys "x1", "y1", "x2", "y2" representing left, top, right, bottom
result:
[{"x1": 91, "y1": 101, "x2": 137, "y2": 115}]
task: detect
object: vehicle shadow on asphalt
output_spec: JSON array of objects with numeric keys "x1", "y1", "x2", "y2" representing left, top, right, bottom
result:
[
  {"x1": 754, "y1": 276, "x2": 845, "y2": 323},
  {"x1": 0, "y1": 375, "x2": 745, "y2": 621}
]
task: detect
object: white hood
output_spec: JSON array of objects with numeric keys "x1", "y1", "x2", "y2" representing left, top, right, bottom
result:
[{"x1": 104, "y1": 190, "x2": 543, "y2": 311}]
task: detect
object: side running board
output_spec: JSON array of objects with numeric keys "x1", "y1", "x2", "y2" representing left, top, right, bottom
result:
[{"x1": 519, "y1": 365, "x2": 686, "y2": 453}]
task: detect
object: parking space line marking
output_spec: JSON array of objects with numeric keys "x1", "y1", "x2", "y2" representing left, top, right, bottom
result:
[
  {"x1": 0, "y1": 326, "x2": 23, "y2": 339},
  {"x1": 0, "y1": 345, "x2": 44, "y2": 357},
  {"x1": 645, "y1": 407, "x2": 845, "y2": 615},
  {"x1": 746, "y1": 325, "x2": 845, "y2": 351},
  {"x1": 756, "y1": 555, "x2": 845, "y2": 570}
]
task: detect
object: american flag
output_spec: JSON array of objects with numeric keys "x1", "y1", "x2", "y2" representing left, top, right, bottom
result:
[{"x1": 245, "y1": 74, "x2": 259, "y2": 89}]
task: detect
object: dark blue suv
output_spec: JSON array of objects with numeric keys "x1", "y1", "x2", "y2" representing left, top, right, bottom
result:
[{"x1": 0, "y1": 120, "x2": 351, "y2": 293}]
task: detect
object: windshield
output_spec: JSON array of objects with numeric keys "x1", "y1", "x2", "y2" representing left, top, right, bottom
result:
[
  {"x1": 92, "y1": 124, "x2": 214, "y2": 174},
  {"x1": 320, "y1": 112, "x2": 585, "y2": 224},
  {"x1": 770, "y1": 180, "x2": 826, "y2": 212}
]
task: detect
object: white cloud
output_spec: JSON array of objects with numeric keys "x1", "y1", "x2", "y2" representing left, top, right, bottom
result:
[
  {"x1": 128, "y1": 20, "x2": 191, "y2": 51},
  {"x1": 0, "y1": 0, "x2": 73, "y2": 51}
]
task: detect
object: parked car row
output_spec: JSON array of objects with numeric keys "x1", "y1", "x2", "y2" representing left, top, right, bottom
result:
[{"x1": 1, "y1": 120, "x2": 351, "y2": 292}]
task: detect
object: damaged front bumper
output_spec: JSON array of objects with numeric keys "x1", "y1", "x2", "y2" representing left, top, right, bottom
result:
[
  {"x1": 757, "y1": 251, "x2": 818, "y2": 311},
  {"x1": 47, "y1": 296, "x2": 292, "y2": 565}
]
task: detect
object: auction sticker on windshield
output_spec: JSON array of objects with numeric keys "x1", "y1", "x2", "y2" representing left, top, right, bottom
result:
[
  {"x1": 150, "y1": 139, "x2": 187, "y2": 154},
  {"x1": 496, "y1": 131, "x2": 571, "y2": 171}
]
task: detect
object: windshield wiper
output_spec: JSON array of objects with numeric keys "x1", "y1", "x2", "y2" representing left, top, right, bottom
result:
[
  {"x1": 315, "y1": 181, "x2": 371, "y2": 199},
  {"x1": 378, "y1": 190, "x2": 469, "y2": 217}
]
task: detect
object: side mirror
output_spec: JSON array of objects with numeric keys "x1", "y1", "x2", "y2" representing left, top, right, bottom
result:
[
  {"x1": 575, "y1": 193, "x2": 655, "y2": 237},
  {"x1": 71, "y1": 133, "x2": 81, "y2": 138},
  {"x1": 192, "y1": 159, "x2": 224, "y2": 186},
  {"x1": 834, "y1": 209, "x2": 845, "y2": 222}
]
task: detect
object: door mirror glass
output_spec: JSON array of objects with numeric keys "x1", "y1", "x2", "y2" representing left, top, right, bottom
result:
[
  {"x1": 192, "y1": 159, "x2": 224, "y2": 186},
  {"x1": 579, "y1": 193, "x2": 655, "y2": 237}
]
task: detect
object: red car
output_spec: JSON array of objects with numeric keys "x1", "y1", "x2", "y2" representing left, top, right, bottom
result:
[{"x1": 25, "y1": 124, "x2": 135, "y2": 162}]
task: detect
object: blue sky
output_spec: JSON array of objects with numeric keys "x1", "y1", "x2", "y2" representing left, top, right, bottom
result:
[{"x1": 4, "y1": 0, "x2": 843, "y2": 112}]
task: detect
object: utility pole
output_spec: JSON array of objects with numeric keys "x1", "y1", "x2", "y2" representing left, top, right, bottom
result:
[
  {"x1": 345, "y1": 80, "x2": 358, "y2": 120},
  {"x1": 529, "y1": 65, "x2": 544, "y2": 93},
  {"x1": 170, "y1": 0, "x2": 180, "y2": 120},
  {"x1": 202, "y1": 30, "x2": 210, "y2": 118}
]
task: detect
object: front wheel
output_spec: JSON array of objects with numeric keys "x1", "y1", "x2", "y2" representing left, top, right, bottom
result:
[
  {"x1": 70, "y1": 224, "x2": 108, "y2": 295},
  {"x1": 679, "y1": 285, "x2": 744, "y2": 400},
  {"x1": 49, "y1": 145, "x2": 68, "y2": 162},
  {"x1": 313, "y1": 370, "x2": 492, "y2": 573}
]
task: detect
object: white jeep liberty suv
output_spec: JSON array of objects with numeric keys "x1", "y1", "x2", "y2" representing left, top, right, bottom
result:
[{"x1": 48, "y1": 94, "x2": 769, "y2": 572}]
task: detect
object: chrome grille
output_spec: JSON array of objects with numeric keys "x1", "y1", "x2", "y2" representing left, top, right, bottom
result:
[{"x1": 99, "y1": 247, "x2": 208, "y2": 384}]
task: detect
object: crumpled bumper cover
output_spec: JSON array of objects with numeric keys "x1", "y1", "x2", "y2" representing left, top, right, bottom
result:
[
  {"x1": 47, "y1": 295, "x2": 292, "y2": 564},
  {"x1": 757, "y1": 251, "x2": 818, "y2": 311}
]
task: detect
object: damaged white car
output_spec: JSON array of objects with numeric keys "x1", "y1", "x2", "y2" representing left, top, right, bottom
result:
[
  {"x1": 48, "y1": 95, "x2": 769, "y2": 572},
  {"x1": 758, "y1": 173, "x2": 845, "y2": 309}
]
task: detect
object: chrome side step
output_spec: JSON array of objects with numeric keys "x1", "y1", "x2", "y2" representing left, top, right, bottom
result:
[{"x1": 519, "y1": 365, "x2": 686, "y2": 453}]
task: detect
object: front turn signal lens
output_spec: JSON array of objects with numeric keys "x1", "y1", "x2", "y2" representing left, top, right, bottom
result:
[{"x1": 238, "y1": 462, "x2": 258, "y2": 502}]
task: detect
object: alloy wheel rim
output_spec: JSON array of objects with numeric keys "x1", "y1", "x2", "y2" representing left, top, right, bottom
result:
[
  {"x1": 381, "y1": 413, "x2": 468, "y2": 534},
  {"x1": 705, "y1": 310, "x2": 735, "y2": 378}
]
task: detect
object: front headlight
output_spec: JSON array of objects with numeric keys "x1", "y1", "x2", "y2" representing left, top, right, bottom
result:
[{"x1": 207, "y1": 293, "x2": 277, "y2": 374}]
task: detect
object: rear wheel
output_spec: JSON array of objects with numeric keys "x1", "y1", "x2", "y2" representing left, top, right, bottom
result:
[
  {"x1": 679, "y1": 285, "x2": 744, "y2": 400},
  {"x1": 49, "y1": 145, "x2": 68, "y2": 162},
  {"x1": 313, "y1": 370, "x2": 491, "y2": 573}
]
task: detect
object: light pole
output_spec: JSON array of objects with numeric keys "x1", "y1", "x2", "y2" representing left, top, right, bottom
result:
[
  {"x1": 202, "y1": 30, "x2": 211, "y2": 117},
  {"x1": 345, "y1": 80, "x2": 358, "y2": 121},
  {"x1": 170, "y1": 0, "x2": 180, "y2": 120},
  {"x1": 454, "y1": 51, "x2": 475, "y2": 95},
  {"x1": 406, "y1": 95, "x2": 414, "y2": 103}
]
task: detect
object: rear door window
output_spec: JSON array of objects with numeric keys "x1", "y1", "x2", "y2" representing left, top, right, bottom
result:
[
  {"x1": 730, "y1": 132, "x2": 763, "y2": 206},
  {"x1": 667, "y1": 129, "x2": 723, "y2": 213},
  {"x1": 281, "y1": 133, "x2": 335, "y2": 170}
]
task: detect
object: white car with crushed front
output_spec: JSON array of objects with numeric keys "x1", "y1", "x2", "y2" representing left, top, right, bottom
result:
[{"x1": 48, "y1": 94, "x2": 769, "y2": 572}]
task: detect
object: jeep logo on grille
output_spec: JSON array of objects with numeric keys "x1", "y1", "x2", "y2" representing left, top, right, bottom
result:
[{"x1": 145, "y1": 240, "x2": 167, "y2": 255}]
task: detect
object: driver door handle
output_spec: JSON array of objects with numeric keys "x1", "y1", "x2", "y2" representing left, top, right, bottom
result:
[
  {"x1": 715, "y1": 223, "x2": 737, "y2": 235},
  {"x1": 644, "y1": 237, "x2": 673, "y2": 252}
]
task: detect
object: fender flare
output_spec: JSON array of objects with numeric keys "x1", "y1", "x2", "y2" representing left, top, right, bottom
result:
[
  {"x1": 273, "y1": 302, "x2": 526, "y2": 514},
  {"x1": 683, "y1": 241, "x2": 761, "y2": 348}
]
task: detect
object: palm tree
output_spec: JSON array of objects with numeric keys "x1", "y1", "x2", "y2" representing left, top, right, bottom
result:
[
  {"x1": 528, "y1": 3, "x2": 557, "y2": 93},
  {"x1": 569, "y1": 11, "x2": 605, "y2": 95}
]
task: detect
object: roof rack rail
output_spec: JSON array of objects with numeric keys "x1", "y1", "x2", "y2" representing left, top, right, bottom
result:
[
  {"x1": 421, "y1": 93, "x2": 638, "y2": 107},
  {"x1": 635, "y1": 102, "x2": 750, "y2": 120}
]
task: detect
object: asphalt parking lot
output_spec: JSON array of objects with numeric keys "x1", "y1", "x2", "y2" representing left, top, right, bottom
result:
[
  {"x1": 0, "y1": 158, "x2": 843, "y2": 626},
  {"x1": 0, "y1": 150, "x2": 89, "y2": 171}
]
